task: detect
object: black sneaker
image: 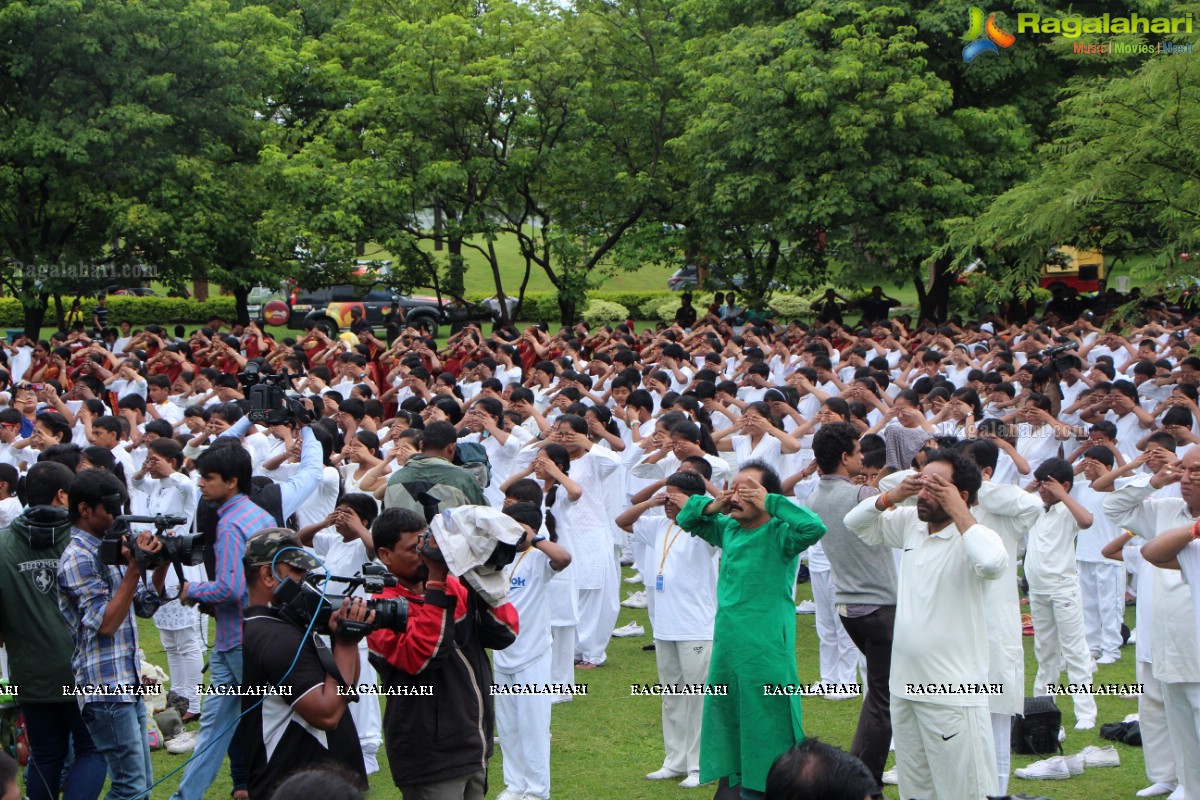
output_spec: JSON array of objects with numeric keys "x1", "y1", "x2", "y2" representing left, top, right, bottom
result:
[{"x1": 642, "y1": 643, "x2": 656, "y2": 651}]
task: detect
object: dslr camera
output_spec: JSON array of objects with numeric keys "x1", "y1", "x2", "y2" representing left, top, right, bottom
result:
[
  {"x1": 238, "y1": 362, "x2": 312, "y2": 426},
  {"x1": 99, "y1": 511, "x2": 203, "y2": 571},
  {"x1": 274, "y1": 564, "x2": 408, "y2": 640}
]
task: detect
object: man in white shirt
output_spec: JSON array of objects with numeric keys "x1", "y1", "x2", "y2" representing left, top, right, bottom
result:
[
  {"x1": 1073, "y1": 447, "x2": 1126, "y2": 665},
  {"x1": 617, "y1": 471, "x2": 717, "y2": 789},
  {"x1": 1110, "y1": 450, "x2": 1200, "y2": 800},
  {"x1": 1025, "y1": 457, "x2": 1099, "y2": 729},
  {"x1": 846, "y1": 449, "x2": 1007, "y2": 800}
]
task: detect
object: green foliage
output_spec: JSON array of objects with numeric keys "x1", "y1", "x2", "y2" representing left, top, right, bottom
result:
[
  {"x1": 763, "y1": 295, "x2": 810, "y2": 321},
  {"x1": 0, "y1": 297, "x2": 237, "y2": 327},
  {"x1": 581, "y1": 299, "x2": 630, "y2": 326}
]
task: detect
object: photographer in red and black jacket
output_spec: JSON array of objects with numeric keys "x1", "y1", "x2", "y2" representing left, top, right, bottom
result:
[{"x1": 367, "y1": 507, "x2": 519, "y2": 800}]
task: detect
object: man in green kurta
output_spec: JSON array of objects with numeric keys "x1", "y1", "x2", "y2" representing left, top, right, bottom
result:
[{"x1": 675, "y1": 461, "x2": 827, "y2": 799}]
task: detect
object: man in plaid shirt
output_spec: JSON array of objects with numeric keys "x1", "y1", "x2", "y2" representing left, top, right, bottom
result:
[{"x1": 58, "y1": 469, "x2": 170, "y2": 800}]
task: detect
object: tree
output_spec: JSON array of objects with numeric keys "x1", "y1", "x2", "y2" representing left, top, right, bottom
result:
[
  {"x1": 0, "y1": 0, "x2": 294, "y2": 337},
  {"x1": 956, "y1": 40, "x2": 1200, "y2": 301}
]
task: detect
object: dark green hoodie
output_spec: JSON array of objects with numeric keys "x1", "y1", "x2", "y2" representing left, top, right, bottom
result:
[{"x1": 0, "y1": 506, "x2": 77, "y2": 703}]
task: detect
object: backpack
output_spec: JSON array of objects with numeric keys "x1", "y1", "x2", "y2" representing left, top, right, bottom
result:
[
  {"x1": 1011, "y1": 695, "x2": 1063, "y2": 756},
  {"x1": 385, "y1": 480, "x2": 477, "y2": 524},
  {"x1": 453, "y1": 441, "x2": 491, "y2": 490}
]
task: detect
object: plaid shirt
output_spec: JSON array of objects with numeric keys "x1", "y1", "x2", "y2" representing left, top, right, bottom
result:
[
  {"x1": 57, "y1": 528, "x2": 163, "y2": 705},
  {"x1": 186, "y1": 493, "x2": 274, "y2": 652}
]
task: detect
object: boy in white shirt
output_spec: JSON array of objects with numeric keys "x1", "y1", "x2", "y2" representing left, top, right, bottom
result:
[
  {"x1": 616, "y1": 470, "x2": 718, "y2": 789},
  {"x1": 493, "y1": 502, "x2": 572, "y2": 800},
  {"x1": 1072, "y1": 446, "x2": 1126, "y2": 665},
  {"x1": 1026, "y1": 457, "x2": 1098, "y2": 729}
]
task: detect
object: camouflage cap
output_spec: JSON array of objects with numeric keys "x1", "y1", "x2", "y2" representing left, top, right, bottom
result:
[{"x1": 243, "y1": 528, "x2": 321, "y2": 572}]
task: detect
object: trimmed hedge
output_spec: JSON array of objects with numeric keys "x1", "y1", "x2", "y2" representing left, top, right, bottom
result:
[
  {"x1": 0, "y1": 296, "x2": 238, "y2": 328},
  {"x1": 466, "y1": 290, "x2": 678, "y2": 322}
]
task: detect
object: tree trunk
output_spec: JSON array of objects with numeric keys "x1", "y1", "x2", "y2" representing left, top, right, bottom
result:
[
  {"x1": 557, "y1": 294, "x2": 577, "y2": 327},
  {"x1": 21, "y1": 295, "x2": 49, "y2": 341},
  {"x1": 917, "y1": 254, "x2": 955, "y2": 324},
  {"x1": 233, "y1": 284, "x2": 251, "y2": 327},
  {"x1": 446, "y1": 236, "x2": 466, "y2": 300},
  {"x1": 433, "y1": 200, "x2": 444, "y2": 252},
  {"x1": 193, "y1": 280, "x2": 209, "y2": 301}
]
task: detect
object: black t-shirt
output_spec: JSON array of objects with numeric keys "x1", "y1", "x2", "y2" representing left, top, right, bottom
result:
[
  {"x1": 675, "y1": 304, "x2": 697, "y2": 328},
  {"x1": 242, "y1": 605, "x2": 366, "y2": 798}
]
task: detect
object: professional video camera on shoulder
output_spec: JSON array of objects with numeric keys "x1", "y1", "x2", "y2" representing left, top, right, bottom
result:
[
  {"x1": 273, "y1": 562, "x2": 409, "y2": 640},
  {"x1": 99, "y1": 495, "x2": 202, "y2": 572},
  {"x1": 238, "y1": 361, "x2": 312, "y2": 426}
]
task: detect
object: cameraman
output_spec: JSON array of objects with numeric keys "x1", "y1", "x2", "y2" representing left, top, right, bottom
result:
[
  {"x1": 241, "y1": 529, "x2": 369, "y2": 798},
  {"x1": 368, "y1": 508, "x2": 519, "y2": 800},
  {"x1": 56, "y1": 469, "x2": 170, "y2": 800},
  {"x1": 0, "y1": 462, "x2": 107, "y2": 800}
]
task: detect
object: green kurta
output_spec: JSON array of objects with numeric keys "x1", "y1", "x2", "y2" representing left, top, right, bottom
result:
[{"x1": 675, "y1": 492, "x2": 827, "y2": 793}]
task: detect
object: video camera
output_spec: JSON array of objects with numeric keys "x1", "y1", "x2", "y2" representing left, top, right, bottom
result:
[
  {"x1": 1042, "y1": 340, "x2": 1080, "y2": 363},
  {"x1": 99, "y1": 512, "x2": 203, "y2": 573},
  {"x1": 238, "y1": 362, "x2": 312, "y2": 426},
  {"x1": 274, "y1": 563, "x2": 408, "y2": 640}
]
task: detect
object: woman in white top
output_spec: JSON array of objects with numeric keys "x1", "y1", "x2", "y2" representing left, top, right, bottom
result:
[
  {"x1": 712, "y1": 400, "x2": 801, "y2": 475},
  {"x1": 338, "y1": 430, "x2": 387, "y2": 506}
]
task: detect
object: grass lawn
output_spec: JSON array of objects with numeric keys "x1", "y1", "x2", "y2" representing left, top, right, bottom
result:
[{"x1": 127, "y1": 573, "x2": 1147, "y2": 800}]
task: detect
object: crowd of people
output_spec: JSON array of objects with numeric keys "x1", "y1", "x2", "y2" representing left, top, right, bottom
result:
[{"x1": 0, "y1": 286, "x2": 1198, "y2": 800}]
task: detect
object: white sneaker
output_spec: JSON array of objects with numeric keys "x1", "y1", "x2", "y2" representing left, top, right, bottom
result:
[
  {"x1": 620, "y1": 554, "x2": 635, "y2": 567},
  {"x1": 1097, "y1": 653, "x2": 1120, "y2": 664},
  {"x1": 1065, "y1": 753, "x2": 1085, "y2": 776},
  {"x1": 1075, "y1": 719, "x2": 1096, "y2": 730},
  {"x1": 1137, "y1": 782, "x2": 1179, "y2": 797},
  {"x1": 678, "y1": 773, "x2": 701, "y2": 789},
  {"x1": 1014, "y1": 756, "x2": 1071, "y2": 780},
  {"x1": 612, "y1": 621, "x2": 645, "y2": 638},
  {"x1": 1168, "y1": 786, "x2": 1185, "y2": 800},
  {"x1": 496, "y1": 790, "x2": 524, "y2": 800},
  {"x1": 1079, "y1": 745, "x2": 1120, "y2": 767},
  {"x1": 166, "y1": 730, "x2": 199, "y2": 754},
  {"x1": 881, "y1": 768, "x2": 898, "y2": 785},
  {"x1": 550, "y1": 694, "x2": 573, "y2": 705},
  {"x1": 621, "y1": 591, "x2": 648, "y2": 609},
  {"x1": 1124, "y1": 713, "x2": 1140, "y2": 723},
  {"x1": 1058, "y1": 726, "x2": 1067, "y2": 743},
  {"x1": 624, "y1": 571, "x2": 644, "y2": 584},
  {"x1": 645, "y1": 768, "x2": 686, "y2": 780},
  {"x1": 795, "y1": 600, "x2": 816, "y2": 614}
]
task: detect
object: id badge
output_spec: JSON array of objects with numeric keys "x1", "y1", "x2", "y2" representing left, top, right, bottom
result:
[{"x1": 655, "y1": 574, "x2": 665, "y2": 592}]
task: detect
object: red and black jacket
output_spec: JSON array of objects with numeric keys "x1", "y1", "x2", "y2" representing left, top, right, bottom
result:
[{"x1": 367, "y1": 575, "x2": 518, "y2": 787}]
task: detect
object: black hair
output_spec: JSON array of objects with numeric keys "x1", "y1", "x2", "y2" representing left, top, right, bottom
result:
[
  {"x1": 147, "y1": 437, "x2": 184, "y2": 469},
  {"x1": 0, "y1": 463, "x2": 18, "y2": 500},
  {"x1": 923, "y1": 449, "x2": 982, "y2": 505},
  {"x1": 664, "y1": 470, "x2": 706, "y2": 495},
  {"x1": 812, "y1": 422, "x2": 860, "y2": 475},
  {"x1": 1145, "y1": 431, "x2": 1178, "y2": 453},
  {"x1": 1163, "y1": 406, "x2": 1194, "y2": 428},
  {"x1": 267, "y1": 764, "x2": 366, "y2": 800},
  {"x1": 68, "y1": 468, "x2": 127, "y2": 524},
  {"x1": 504, "y1": 478, "x2": 543, "y2": 505},
  {"x1": 421, "y1": 421, "x2": 459, "y2": 452},
  {"x1": 38, "y1": 442, "x2": 83, "y2": 472},
  {"x1": 22, "y1": 460, "x2": 75, "y2": 507},
  {"x1": 958, "y1": 438, "x2": 999, "y2": 475},
  {"x1": 554, "y1": 414, "x2": 588, "y2": 436},
  {"x1": 737, "y1": 459, "x2": 783, "y2": 497},
  {"x1": 36, "y1": 411, "x2": 74, "y2": 444},
  {"x1": 859, "y1": 433, "x2": 885, "y2": 455},
  {"x1": 1034, "y1": 456, "x2": 1074, "y2": 487},
  {"x1": 503, "y1": 501, "x2": 544, "y2": 536},
  {"x1": 1082, "y1": 445, "x2": 1116, "y2": 469},
  {"x1": 337, "y1": 493, "x2": 379, "y2": 529},
  {"x1": 371, "y1": 507, "x2": 427, "y2": 552},
  {"x1": 679, "y1": 455, "x2": 713, "y2": 480},
  {"x1": 764, "y1": 738, "x2": 876, "y2": 800},
  {"x1": 117, "y1": 394, "x2": 147, "y2": 414},
  {"x1": 862, "y1": 448, "x2": 886, "y2": 470},
  {"x1": 194, "y1": 440, "x2": 254, "y2": 495},
  {"x1": 353, "y1": 430, "x2": 381, "y2": 457}
]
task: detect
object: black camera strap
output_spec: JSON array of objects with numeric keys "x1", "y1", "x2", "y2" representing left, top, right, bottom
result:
[{"x1": 310, "y1": 633, "x2": 354, "y2": 701}]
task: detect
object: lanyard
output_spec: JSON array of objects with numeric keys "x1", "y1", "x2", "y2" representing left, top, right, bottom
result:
[
  {"x1": 658, "y1": 523, "x2": 683, "y2": 576},
  {"x1": 512, "y1": 546, "x2": 534, "y2": 577}
]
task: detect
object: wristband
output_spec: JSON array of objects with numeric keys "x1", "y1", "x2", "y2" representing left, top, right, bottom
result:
[
  {"x1": 425, "y1": 580, "x2": 446, "y2": 592},
  {"x1": 879, "y1": 491, "x2": 895, "y2": 510},
  {"x1": 1125, "y1": 530, "x2": 1136, "y2": 539}
]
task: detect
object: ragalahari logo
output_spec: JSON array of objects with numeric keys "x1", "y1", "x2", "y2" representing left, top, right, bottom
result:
[{"x1": 963, "y1": 7, "x2": 1016, "y2": 62}]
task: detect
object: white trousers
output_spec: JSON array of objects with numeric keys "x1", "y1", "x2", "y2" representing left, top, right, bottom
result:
[
  {"x1": 990, "y1": 712, "x2": 1011, "y2": 795},
  {"x1": 495, "y1": 649, "x2": 553, "y2": 799},
  {"x1": 551, "y1": 626, "x2": 577, "y2": 695},
  {"x1": 1161, "y1": 682, "x2": 1200, "y2": 800},
  {"x1": 1030, "y1": 589, "x2": 1098, "y2": 725},
  {"x1": 810, "y1": 568, "x2": 862, "y2": 686},
  {"x1": 1138, "y1": 660, "x2": 1177, "y2": 785},
  {"x1": 575, "y1": 561, "x2": 620, "y2": 665},
  {"x1": 349, "y1": 644, "x2": 382, "y2": 773},
  {"x1": 1078, "y1": 560, "x2": 1125, "y2": 660},
  {"x1": 892, "y1": 698, "x2": 997, "y2": 800},
  {"x1": 655, "y1": 640, "x2": 712, "y2": 775},
  {"x1": 159, "y1": 626, "x2": 205, "y2": 714}
]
